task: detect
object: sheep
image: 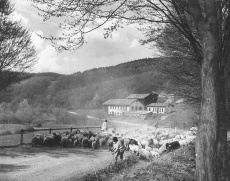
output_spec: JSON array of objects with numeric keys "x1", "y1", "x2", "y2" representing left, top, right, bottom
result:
[
  {"x1": 106, "y1": 138, "x2": 113, "y2": 151},
  {"x1": 153, "y1": 139, "x2": 159, "y2": 145},
  {"x1": 139, "y1": 139, "x2": 150, "y2": 149},
  {"x1": 92, "y1": 140, "x2": 96, "y2": 149},
  {"x1": 138, "y1": 148, "x2": 152, "y2": 161},
  {"x1": 43, "y1": 135, "x2": 55, "y2": 147},
  {"x1": 150, "y1": 151, "x2": 160, "y2": 158},
  {"x1": 179, "y1": 136, "x2": 196, "y2": 147},
  {"x1": 60, "y1": 137, "x2": 72, "y2": 148},
  {"x1": 129, "y1": 144, "x2": 139, "y2": 155},
  {"x1": 179, "y1": 140, "x2": 189, "y2": 147},
  {"x1": 145, "y1": 146, "x2": 152, "y2": 152},
  {"x1": 158, "y1": 143, "x2": 167, "y2": 155},
  {"x1": 166, "y1": 141, "x2": 180, "y2": 151},
  {"x1": 151, "y1": 148, "x2": 159, "y2": 152},
  {"x1": 82, "y1": 137, "x2": 89, "y2": 148},
  {"x1": 99, "y1": 137, "x2": 106, "y2": 148},
  {"x1": 186, "y1": 135, "x2": 196, "y2": 142},
  {"x1": 190, "y1": 127, "x2": 198, "y2": 132},
  {"x1": 31, "y1": 135, "x2": 44, "y2": 147},
  {"x1": 74, "y1": 139, "x2": 79, "y2": 146},
  {"x1": 129, "y1": 138, "x2": 138, "y2": 145},
  {"x1": 88, "y1": 136, "x2": 95, "y2": 147},
  {"x1": 185, "y1": 131, "x2": 195, "y2": 136},
  {"x1": 174, "y1": 135, "x2": 182, "y2": 140}
]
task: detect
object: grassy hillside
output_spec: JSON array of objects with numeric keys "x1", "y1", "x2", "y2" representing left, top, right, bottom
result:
[{"x1": 1, "y1": 58, "x2": 167, "y2": 109}]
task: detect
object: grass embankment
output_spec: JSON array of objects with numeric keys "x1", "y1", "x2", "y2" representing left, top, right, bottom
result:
[
  {"x1": 75, "y1": 141, "x2": 230, "y2": 181},
  {"x1": 75, "y1": 145, "x2": 196, "y2": 181}
]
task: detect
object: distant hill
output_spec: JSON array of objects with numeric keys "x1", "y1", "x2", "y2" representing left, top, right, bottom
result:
[{"x1": 1, "y1": 57, "x2": 173, "y2": 110}]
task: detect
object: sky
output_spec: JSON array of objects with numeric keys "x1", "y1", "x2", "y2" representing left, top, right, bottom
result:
[{"x1": 12, "y1": 0, "x2": 160, "y2": 75}]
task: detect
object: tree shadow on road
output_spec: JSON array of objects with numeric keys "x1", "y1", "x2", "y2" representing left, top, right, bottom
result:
[
  {"x1": 0, "y1": 164, "x2": 30, "y2": 173},
  {"x1": 0, "y1": 145, "x2": 108, "y2": 158}
]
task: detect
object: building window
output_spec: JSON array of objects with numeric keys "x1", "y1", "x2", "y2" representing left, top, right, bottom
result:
[{"x1": 139, "y1": 107, "x2": 142, "y2": 110}]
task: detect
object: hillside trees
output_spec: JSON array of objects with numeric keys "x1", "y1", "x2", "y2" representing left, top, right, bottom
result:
[
  {"x1": 31, "y1": 0, "x2": 230, "y2": 180},
  {"x1": 146, "y1": 24, "x2": 202, "y2": 104},
  {"x1": 0, "y1": 0, "x2": 36, "y2": 92}
]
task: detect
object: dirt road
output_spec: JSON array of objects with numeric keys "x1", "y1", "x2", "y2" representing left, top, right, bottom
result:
[{"x1": 0, "y1": 146, "x2": 117, "y2": 181}]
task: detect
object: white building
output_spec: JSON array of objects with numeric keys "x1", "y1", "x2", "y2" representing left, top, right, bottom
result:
[{"x1": 147, "y1": 103, "x2": 167, "y2": 114}]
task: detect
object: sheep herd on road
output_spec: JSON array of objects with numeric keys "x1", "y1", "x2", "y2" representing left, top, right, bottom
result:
[{"x1": 31, "y1": 126, "x2": 199, "y2": 161}]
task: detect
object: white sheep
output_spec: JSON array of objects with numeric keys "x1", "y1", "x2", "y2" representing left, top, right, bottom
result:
[
  {"x1": 174, "y1": 135, "x2": 181, "y2": 140},
  {"x1": 151, "y1": 148, "x2": 159, "y2": 152},
  {"x1": 190, "y1": 127, "x2": 198, "y2": 132},
  {"x1": 129, "y1": 144, "x2": 139, "y2": 154},
  {"x1": 145, "y1": 146, "x2": 152, "y2": 152},
  {"x1": 153, "y1": 139, "x2": 159, "y2": 145},
  {"x1": 140, "y1": 139, "x2": 150, "y2": 148},
  {"x1": 158, "y1": 143, "x2": 167, "y2": 154},
  {"x1": 138, "y1": 148, "x2": 152, "y2": 161},
  {"x1": 150, "y1": 151, "x2": 160, "y2": 158},
  {"x1": 179, "y1": 140, "x2": 189, "y2": 147}
]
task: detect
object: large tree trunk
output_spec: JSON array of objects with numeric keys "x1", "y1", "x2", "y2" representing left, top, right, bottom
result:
[
  {"x1": 217, "y1": 69, "x2": 229, "y2": 171},
  {"x1": 195, "y1": 36, "x2": 220, "y2": 181},
  {"x1": 195, "y1": 1, "x2": 221, "y2": 181}
]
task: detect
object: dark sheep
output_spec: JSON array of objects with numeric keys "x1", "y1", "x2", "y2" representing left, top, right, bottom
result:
[
  {"x1": 32, "y1": 135, "x2": 43, "y2": 147},
  {"x1": 82, "y1": 137, "x2": 89, "y2": 148},
  {"x1": 53, "y1": 133, "x2": 62, "y2": 145},
  {"x1": 99, "y1": 138, "x2": 106, "y2": 148},
  {"x1": 88, "y1": 131, "x2": 94, "y2": 139},
  {"x1": 129, "y1": 138, "x2": 138, "y2": 145},
  {"x1": 166, "y1": 141, "x2": 180, "y2": 151},
  {"x1": 106, "y1": 138, "x2": 113, "y2": 151},
  {"x1": 43, "y1": 136, "x2": 55, "y2": 147},
  {"x1": 60, "y1": 137, "x2": 72, "y2": 148}
]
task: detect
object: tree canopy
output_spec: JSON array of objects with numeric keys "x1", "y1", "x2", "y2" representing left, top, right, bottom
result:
[{"x1": 0, "y1": 0, "x2": 36, "y2": 91}]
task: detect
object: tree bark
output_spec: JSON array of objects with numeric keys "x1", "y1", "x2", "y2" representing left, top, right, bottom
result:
[
  {"x1": 217, "y1": 69, "x2": 228, "y2": 171},
  {"x1": 195, "y1": 1, "x2": 221, "y2": 181}
]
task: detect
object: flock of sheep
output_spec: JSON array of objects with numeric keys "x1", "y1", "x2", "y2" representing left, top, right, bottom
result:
[{"x1": 31, "y1": 126, "x2": 199, "y2": 161}]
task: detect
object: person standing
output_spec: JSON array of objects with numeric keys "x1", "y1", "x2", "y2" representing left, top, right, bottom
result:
[
  {"x1": 111, "y1": 137, "x2": 126, "y2": 165},
  {"x1": 101, "y1": 119, "x2": 108, "y2": 132}
]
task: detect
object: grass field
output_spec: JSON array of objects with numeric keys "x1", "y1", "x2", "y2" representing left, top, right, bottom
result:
[{"x1": 77, "y1": 142, "x2": 230, "y2": 181}]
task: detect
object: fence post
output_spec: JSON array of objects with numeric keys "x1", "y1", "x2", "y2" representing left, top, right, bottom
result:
[
  {"x1": 70, "y1": 127, "x2": 73, "y2": 132},
  {"x1": 49, "y1": 128, "x2": 51, "y2": 134},
  {"x1": 20, "y1": 129, "x2": 24, "y2": 145}
]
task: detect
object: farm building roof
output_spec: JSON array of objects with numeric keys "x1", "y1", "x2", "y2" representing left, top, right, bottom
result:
[
  {"x1": 103, "y1": 99, "x2": 137, "y2": 106},
  {"x1": 126, "y1": 94, "x2": 151, "y2": 99},
  {"x1": 147, "y1": 103, "x2": 167, "y2": 107}
]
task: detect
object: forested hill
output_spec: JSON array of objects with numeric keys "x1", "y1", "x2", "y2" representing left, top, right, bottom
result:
[{"x1": 1, "y1": 57, "x2": 170, "y2": 110}]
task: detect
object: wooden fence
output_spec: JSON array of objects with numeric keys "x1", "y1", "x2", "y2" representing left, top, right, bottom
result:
[{"x1": 20, "y1": 126, "x2": 101, "y2": 145}]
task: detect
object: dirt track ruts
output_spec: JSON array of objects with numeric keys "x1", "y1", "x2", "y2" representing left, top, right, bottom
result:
[{"x1": 0, "y1": 146, "x2": 117, "y2": 181}]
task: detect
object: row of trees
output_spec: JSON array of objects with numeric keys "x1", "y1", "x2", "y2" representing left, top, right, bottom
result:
[
  {"x1": 0, "y1": 99, "x2": 87, "y2": 125},
  {"x1": 30, "y1": 0, "x2": 230, "y2": 180}
]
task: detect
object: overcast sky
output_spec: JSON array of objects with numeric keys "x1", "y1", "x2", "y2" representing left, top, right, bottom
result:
[{"x1": 12, "y1": 0, "x2": 160, "y2": 75}]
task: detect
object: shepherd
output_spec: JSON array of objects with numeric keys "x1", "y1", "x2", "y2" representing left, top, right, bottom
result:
[
  {"x1": 101, "y1": 119, "x2": 108, "y2": 132},
  {"x1": 111, "y1": 137, "x2": 126, "y2": 165}
]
